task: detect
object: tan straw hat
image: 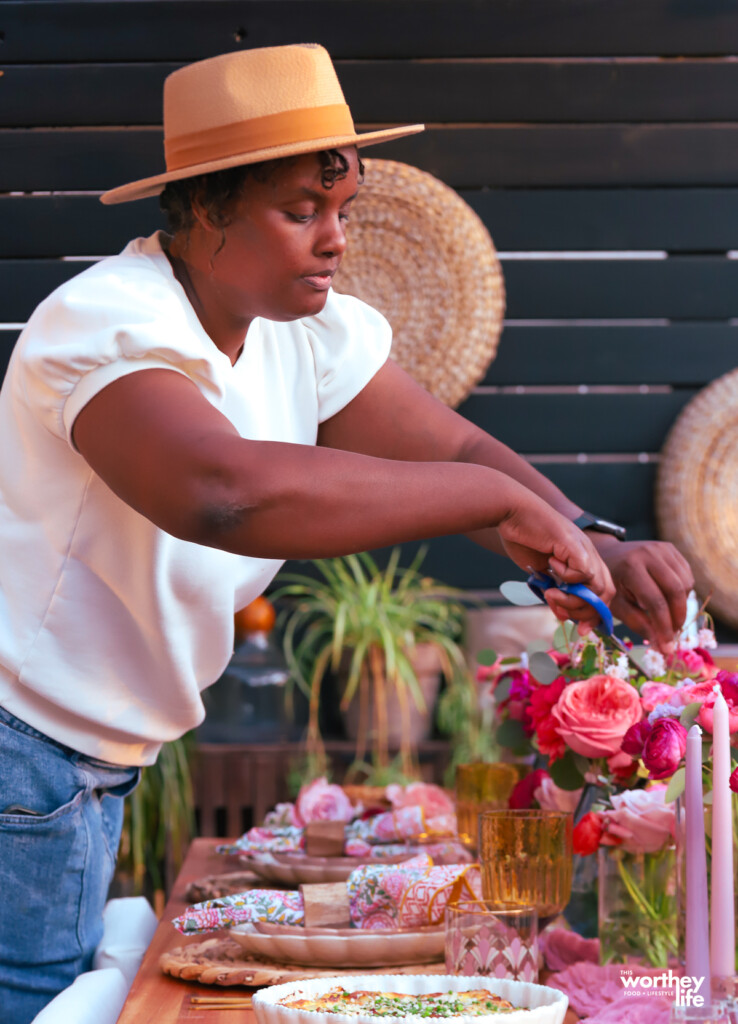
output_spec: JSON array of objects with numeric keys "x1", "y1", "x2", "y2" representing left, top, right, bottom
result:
[
  {"x1": 100, "y1": 44, "x2": 424, "y2": 205},
  {"x1": 656, "y1": 368, "x2": 738, "y2": 628}
]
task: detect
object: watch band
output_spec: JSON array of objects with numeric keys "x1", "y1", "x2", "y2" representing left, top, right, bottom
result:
[{"x1": 573, "y1": 511, "x2": 627, "y2": 540}]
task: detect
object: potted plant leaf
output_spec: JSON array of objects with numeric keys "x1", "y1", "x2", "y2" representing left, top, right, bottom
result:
[{"x1": 272, "y1": 546, "x2": 471, "y2": 784}]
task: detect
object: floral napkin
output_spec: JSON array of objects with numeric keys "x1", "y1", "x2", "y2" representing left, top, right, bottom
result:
[
  {"x1": 346, "y1": 856, "x2": 480, "y2": 930},
  {"x1": 172, "y1": 853, "x2": 480, "y2": 935},
  {"x1": 218, "y1": 805, "x2": 457, "y2": 859}
]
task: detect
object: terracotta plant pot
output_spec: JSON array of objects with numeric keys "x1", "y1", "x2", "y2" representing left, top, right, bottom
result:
[{"x1": 341, "y1": 642, "x2": 443, "y2": 748}]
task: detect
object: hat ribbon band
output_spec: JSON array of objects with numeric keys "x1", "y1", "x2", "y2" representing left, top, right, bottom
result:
[{"x1": 165, "y1": 103, "x2": 355, "y2": 172}]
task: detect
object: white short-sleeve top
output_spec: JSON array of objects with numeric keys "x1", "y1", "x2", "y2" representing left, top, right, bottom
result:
[{"x1": 0, "y1": 232, "x2": 391, "y2": 765}]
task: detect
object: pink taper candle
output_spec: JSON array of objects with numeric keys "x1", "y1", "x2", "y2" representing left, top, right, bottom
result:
[
  {"x1": 710, "y1": 687, "x2": 735, "y2": 981},
  {"x1": 685, "y1": 724, "x2": 710, "y2": 984}
]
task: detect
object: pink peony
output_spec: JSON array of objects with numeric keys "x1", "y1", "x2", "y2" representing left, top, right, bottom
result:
[
  {"x1": 600, "y1": 787, "x2": 675, "y2": 853},
  {"x1": 295, "y1": 777, "x2": 355, "y2": 825},
  {"x1": 550, "y1": 675, "x2": 643, "y2": 758},
  {"x1": 385, "y1": 782, "x2": 455, "y2": 819},
  {"x1": 621, "y1": 720, "x2": 653, "y2": 758},
  {"x1": 641, "y1": 719, "x2": 688, "y2": 780}
]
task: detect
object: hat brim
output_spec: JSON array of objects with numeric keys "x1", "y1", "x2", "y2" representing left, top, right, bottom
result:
[{"x1": 100, "y1": 124, "x2": 425, "y2": 205}]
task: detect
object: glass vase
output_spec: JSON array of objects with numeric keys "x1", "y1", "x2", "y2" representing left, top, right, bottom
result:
[{"x1": 598, "y1": 844, "x2": 679, "y2": 967}]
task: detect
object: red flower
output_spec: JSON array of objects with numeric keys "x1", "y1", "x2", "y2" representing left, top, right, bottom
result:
[
  {"x1": 573, "y1": 812, "x2": 604, "y2": 856},
  {"x1": 535, "y1": 717, "x2": 567, "y2": 761},
  {"x1": 527, "y1": 677, "x2": 567, "y2": 759},
  {"x1": 508, "y1": 769, "x2": 549, "y2": 809},
  {"x1": 528, "y1": 676, "x2": 567, "y2": 725},
  {"x1": 730, "y1": 766, "x2": 738, "y2": 795}
]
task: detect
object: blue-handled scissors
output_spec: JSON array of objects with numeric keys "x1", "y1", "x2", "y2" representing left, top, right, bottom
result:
[
  {"x1": 526, "y1": 569, "x2": 641, "y2": 668},
  {"x1": 527, "y1": 569, "x2": 614, "y2": 634}
]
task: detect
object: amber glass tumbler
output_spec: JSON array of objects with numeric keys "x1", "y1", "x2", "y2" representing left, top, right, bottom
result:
[
  {"x1": 479, "y1": 809, "x2": 573, "y2": 927},
  {"x1": 454, "y1": 763, "x2": 521, "y2": 850}
]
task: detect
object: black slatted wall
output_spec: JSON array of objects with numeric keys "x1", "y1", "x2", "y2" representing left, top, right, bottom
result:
[{"x1": 3, "y1": 0, "x2": 738, "y2": 636}]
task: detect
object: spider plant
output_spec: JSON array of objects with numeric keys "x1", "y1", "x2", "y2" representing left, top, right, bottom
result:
[{"x1": 272, "y1": 546, "x2": 470, "y2": 782}]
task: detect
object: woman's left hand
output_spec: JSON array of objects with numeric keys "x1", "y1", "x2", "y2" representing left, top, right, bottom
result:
[{"x1": 546, "y1": 538, "x2": 694, "y2": 654}]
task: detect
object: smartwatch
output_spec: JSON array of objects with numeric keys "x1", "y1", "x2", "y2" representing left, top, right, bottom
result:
[{"x1": 573, "y1": 511, "x2": 627, "y2": 541}]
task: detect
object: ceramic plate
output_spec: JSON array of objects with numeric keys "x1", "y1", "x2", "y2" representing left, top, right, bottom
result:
[
  {"x1": 229, "y1": 922, "x2": 445, "y2": 967},
  {"x1": 252, "y1": 974, "x2": 569, "y2": 1024},
  {"x1": 241, "y1": 850, "x2": 415, "y2": 885}
]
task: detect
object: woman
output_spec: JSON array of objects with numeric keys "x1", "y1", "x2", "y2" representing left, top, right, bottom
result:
[{"x1": 0, "y1": 43, "x2": 692, "y2": 1020}]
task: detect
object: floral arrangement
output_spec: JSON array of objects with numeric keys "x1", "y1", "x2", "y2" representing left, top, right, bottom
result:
[
  {"x1": 477, "y1": 617, "x2": 729, "y2": 800},
  {"x1": 479, "y1": 610, "x2": 737, "y2": 966}
]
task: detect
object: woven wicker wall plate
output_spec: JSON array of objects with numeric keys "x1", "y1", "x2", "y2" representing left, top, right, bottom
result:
[
  {"x1": 332, "y1": 159, "x2": 505, "y2": 409},
  {"x1": 656, "y1": 368, "x2": 738, "y2": 628}
]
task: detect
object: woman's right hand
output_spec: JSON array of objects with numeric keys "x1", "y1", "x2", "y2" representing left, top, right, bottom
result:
[{"x1": 497, "y1": 492, "x2": 616, "y2": 629}]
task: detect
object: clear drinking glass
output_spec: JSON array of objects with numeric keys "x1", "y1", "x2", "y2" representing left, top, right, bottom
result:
[
  {"x1": 445, "y1": 899, "x2": 539, "y2": 982},
  {"x1": 479, "y1": 809, "x2": 573, "y2": 928}
]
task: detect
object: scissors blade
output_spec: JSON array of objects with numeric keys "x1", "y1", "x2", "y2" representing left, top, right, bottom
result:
[{"x1": 593, "y1": 627, "x2": 645, "y2": 675}]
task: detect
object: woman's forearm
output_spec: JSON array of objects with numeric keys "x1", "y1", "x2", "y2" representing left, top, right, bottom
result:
[
  {"x1": 455, "y1": 432, "x2": 582, "y2": 555},
  {"x1": 179, "y1": 436, "x2": 539, "y2": 558}
]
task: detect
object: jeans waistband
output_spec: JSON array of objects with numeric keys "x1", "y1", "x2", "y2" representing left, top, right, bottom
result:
[{"x1": 0, "y1": 704, "x2": 140, "y2": 774}]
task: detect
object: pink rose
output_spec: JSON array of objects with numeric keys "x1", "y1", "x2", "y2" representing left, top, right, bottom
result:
[
  {"x1": 685, "y1": 676, "x2": 738, "y2": 735},
  {"x1": 385, "y1": 782, "x2": 455, "y2": 819},
  {"x1": 674, "y1": 647, "x2": 717, "y2": 681},
  {"x1": 640, "y1": 682, "x2": 682, "y2": 713},
  {"x1": 534, "y1": 775, "x2": 582, "y2": 814},
  {"x1": 621, "y1": 720, "x2": 652, "y2": 758},
  {"x1": 295, "y1": 777, "x2": 355, "y2": 825},
  {"x1": 600, "y1": 787, "x2": 675, "y2": 853},
  {"x1": 730, "y1": 766, "x2": 738, "y2": 794},
  {"x1": 642, "y1": 719, "x2": 688, "y2": 780},
  {"x1": 551, "y1": 675, "x2": 643, "y2": 758}
]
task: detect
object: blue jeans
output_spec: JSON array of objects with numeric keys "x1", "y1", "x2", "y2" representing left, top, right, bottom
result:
[{"x1": 0, "y1": 706, "x2": 140, "y2": 1024}]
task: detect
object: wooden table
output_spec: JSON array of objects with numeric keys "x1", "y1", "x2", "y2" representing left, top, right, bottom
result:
[
  {"x1": 117, "y1": 837, "x2": 255, "y2": 1023},
  {"x1": 117, "y1": 837, "x2": 579, "y2": 1024}
]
